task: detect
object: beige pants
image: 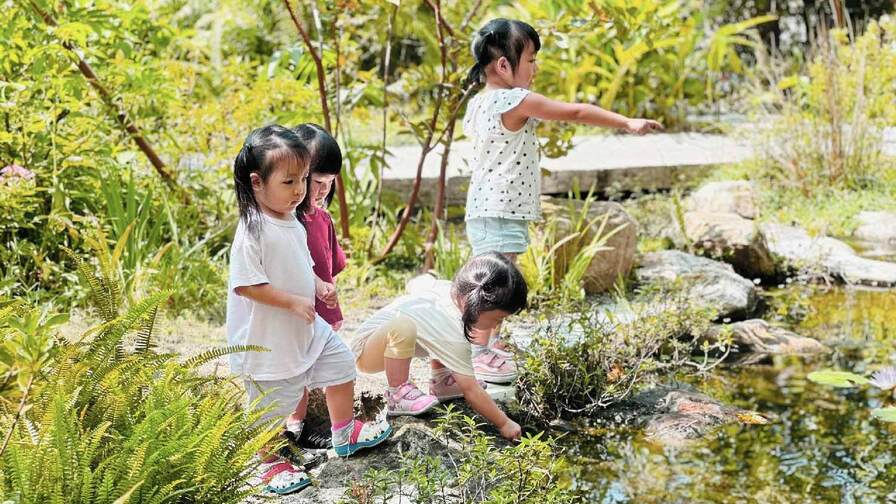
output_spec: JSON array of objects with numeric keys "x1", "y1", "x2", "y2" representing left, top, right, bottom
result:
[{"x1": 356, "y1": 315, "x2": 418, "y2": 373}]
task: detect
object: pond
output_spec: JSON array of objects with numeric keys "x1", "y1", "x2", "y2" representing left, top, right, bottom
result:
[{"x1": 561, "y1": 287, "x2": 896, "y2": 503}]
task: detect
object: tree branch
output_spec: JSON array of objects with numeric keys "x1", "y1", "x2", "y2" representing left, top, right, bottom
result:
[
  {"x1": 28, "y1": 0, "x2": 179, "y2": 191},
  {"x1": 282, "y1": 0, "x2": 351, "y2": 239}
]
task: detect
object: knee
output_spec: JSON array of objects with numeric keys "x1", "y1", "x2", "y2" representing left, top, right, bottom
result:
[{"x1": 384, "y1": 316, "x2": 417, "y2": 359}]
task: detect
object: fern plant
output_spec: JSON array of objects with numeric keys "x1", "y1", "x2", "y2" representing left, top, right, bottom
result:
[{"x1": 0, "y1": 249, "x2": 272, "y2": 503}]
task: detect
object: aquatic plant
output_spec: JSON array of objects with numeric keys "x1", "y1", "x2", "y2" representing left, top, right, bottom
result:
[{"x1": 807, "y1": 367, "x2": 896, "y2": 421}]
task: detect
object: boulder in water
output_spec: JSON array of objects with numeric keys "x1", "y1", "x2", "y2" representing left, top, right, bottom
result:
[
  {"x1": 762, "y1": 223, "x2": 896, "y2": 287},
  {"x1": 632, "y1": 387, "x2": 770, "y2": 447},
  {"x1": 683, "y1": 211, "x2": 776, "y2": 279},
  {"x1": 699, "y1": 319, "x2": 830, "y2": 355},
  {"x1": 635, "y1": 250, "x2": 759, "y2": 318},
  {"x1": 854, "y1": 211, "x2": 896, "y2": 245}
]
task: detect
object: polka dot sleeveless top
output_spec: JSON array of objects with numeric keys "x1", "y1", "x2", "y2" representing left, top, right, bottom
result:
[{"x1": 462, "y1": 87, "x2": 541, "y2": 221}]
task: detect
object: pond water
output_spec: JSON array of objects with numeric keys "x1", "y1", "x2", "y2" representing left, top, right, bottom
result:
[{"x1": 561, "y1": 287, "x2": 896, "y2": 503}]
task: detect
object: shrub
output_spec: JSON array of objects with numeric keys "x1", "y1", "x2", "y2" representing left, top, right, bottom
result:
[
  {"x1": 0, "y1": 253, "x2": 273, "y2": 503},
  {"x1": 347, "y1": 406, "x2": 579, "y2": 503},
  {"x1": 746, "y1": 18, "x2": 896, "y2": 194},
  {"x1": 517, "y1": 288, "x2": 717, "y2": 420}
]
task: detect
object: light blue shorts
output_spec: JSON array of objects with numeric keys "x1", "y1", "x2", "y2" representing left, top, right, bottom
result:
[{"x1": 466, "y1": 217, "x2": 531, "y2": 257}]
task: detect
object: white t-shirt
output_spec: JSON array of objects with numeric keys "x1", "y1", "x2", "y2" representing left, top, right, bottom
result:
[
  {"x1": 463, "y1": 87, "x2": 541, "y2": 221},
  {"x1": 351, "y1": 275, "x2": 475, "y2": 376},
  {"x1": 226, "y1": 213, "x2": 326, "y2": 381}
]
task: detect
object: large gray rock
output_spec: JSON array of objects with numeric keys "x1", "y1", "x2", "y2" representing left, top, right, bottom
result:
[
  {"x1": 762, "y1": 223, "x2": 896, "y2": 287},
  {"x1": 610, "y1": 386, "x2": 770, "y2": 447},
  {"x1": 540, "y1": 196, "x2": 638, "y2": 294},
  {"x1": 699, "y1": 319, "x2": 830, "y2": 355},
  {"x1": 635, "y1": 250, "x2": 759, "y2": 318},
  {"x1": 683, "y1": 211, "x2": 776, "y2": 279},
  {"x1": 854, "y1": 211, "x2": 896, "y2": 245},
  {"x1": 686, "y1": 181, "x2": 759, "y2": 219}
]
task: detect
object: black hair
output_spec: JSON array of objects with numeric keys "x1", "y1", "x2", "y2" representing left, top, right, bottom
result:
[
  {"x1": 465, "y1": 18, "x2": 541, "y2": 89},
  {"x1": 233, "y1": 124, "x2": 309, "y2": 235},
  {"x1": 451, "y1": 252, "x2": 528, "y2": 342},
  {"x1": 292, "y1": 123, "x2": 342, "y2": 214}
]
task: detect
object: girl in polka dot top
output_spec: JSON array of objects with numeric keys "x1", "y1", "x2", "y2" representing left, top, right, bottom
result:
[{"x1": 461, "y1": 18, "x2": 663, "y2": 380}]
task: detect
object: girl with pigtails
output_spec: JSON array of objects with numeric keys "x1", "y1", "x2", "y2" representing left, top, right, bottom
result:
[{"x1": 351, "y1": 253, "x2": 528, "y2": 440}]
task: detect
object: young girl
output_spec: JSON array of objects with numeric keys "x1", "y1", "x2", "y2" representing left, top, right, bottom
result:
[
  {"x1": 227, "y1": 125, "x2": 390, "y2": 495},
  {"x1": 351, "y1": 253, "x2": 527, "y2": 441},
  {"x1": 278, "y1": 124, "x2": 347, "y2": 452},
  {"x1": 293, "y1": 123, "x2": 347, "y2": 331},
  {"x1": 462, "y1": 18, "x2": 663, "y2": 382}
]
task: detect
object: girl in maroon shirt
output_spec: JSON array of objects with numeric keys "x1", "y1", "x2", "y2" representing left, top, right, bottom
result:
[{"x1": 294, "y1": 124, "x2": 347, "y2": 330}]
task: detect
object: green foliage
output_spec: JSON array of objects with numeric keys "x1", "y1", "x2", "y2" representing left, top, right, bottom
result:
[
  {"x1": 806, "y1": 370, "x2": 870, "y2": 387},
  {"x1": 431, "y1": 222, "x2": 471, "y2": 281},
  {"x1": 0, "y1": 254, "x2": 275, "y2": 503},
  {"x1": 517, "y1": 289, "x2": 716, "y2": 420},
  {"x1": 348, "y1": 406, "x2": 579, "y2": 503},
  {"x1": 505, "y1": 0, "x2": 774, "y2": 136},
  {"x1": 519, "y1": 190, "x2": 626, "y2": 307},
  {"x1": 745, "y1": 18, "x2": 896, "y2": 195},
  {"x1": 870, "y1": 407, "x2": 896, "y2": 422}
]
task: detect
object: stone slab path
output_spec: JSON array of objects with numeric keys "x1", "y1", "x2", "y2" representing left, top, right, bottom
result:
[{"x1": 369, "y1": 128, "x2": 896, "y2": 205}]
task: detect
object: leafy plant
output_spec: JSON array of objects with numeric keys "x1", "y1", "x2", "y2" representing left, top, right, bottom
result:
[
  {"x1": 745, "y1": 18, "x2": 896, "y2": 195},
  {"x1": 520, "y1": 190, "x2": 626, "y2": 307},
  {"x1": 808, "y1": 366, "x2": 896, "y2": 422},
  {"x1": 517, "y1": 288, "x2": 717, "y2": 420},
  {"x1": 431, "y1": 222, "x2": 471, "y2": 281},
  {"x1": 347, "y1": 405, "x2": 579, "y2": 503},
  {"x1": 0, "y1": 250, "x2": 274, "y2": 502}
]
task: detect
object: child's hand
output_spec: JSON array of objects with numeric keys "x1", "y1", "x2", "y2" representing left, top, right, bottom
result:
[
  {"x1": 625, "y1": 118, "x2": 663, "y2": 135},
  {"x1": 288, "y1": 295, "x2": 316, "y2": 323},
  {"x1": 499, "y1": 419, "x2": 522, "y2": 441},
  {"x1": 315, "y1": 279, "x2": 338, "y2": 309}
]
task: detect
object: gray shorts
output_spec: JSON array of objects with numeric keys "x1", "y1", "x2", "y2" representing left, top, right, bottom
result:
[{"x1": 244, "y1": 327, "x2": 356, "y2": 426}]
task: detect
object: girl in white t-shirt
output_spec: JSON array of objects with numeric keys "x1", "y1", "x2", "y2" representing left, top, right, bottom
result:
[
  {"x1": 462, "y1": 18, "x2": 663, "y2": 381},
  {"x1": 227, "y1": 125, "x2": 390, "y2": 495},
  {"x1": 352, "y1": 253, "x2": 527, "y2": 441}
]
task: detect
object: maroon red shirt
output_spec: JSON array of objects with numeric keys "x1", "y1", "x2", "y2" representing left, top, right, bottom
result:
[{"x1": 303, "y1": 207, "x2": 346, "y2": 326}]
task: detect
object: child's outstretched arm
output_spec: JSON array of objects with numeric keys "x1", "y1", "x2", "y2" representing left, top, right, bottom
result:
[
  {"x1": 454, "y1": 373, "x2": 522, "y2": 441},
  {"x1": 235, "y1": 283, "x2": 316, "y2": 322},
  {"x1": 503, "y1": 92, "x2": 663, "y2": 135}
]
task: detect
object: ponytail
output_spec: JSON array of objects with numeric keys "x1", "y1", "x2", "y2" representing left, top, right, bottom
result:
[
  {"x1": 465, "y1": 19, "x2": 541, "y2": 90},
  {"x1": 452, "y1": 253, "x2": 528, "y2": 342}
]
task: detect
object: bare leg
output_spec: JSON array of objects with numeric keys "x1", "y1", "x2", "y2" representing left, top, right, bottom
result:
[
  {"x1": 384, "y1": 357, "x2": 412, "y2": 387},
  {"x1": 324, "y1": 380, "x2": 355, "y2": 426},
  {"x1": 287, "y1": 388, "x2": 309, "y2": 424},
  {"x1": 430, "y1": 358, "x2": 446, "y2": 371}
]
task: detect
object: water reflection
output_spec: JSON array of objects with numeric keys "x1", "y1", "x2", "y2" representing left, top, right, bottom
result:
[{"x1": 562, "y1": 287, "x2": 896, "y2": 503}]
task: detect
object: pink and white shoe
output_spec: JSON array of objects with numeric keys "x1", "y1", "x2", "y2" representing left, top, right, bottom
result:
[
  {"x1": 473, "y1": 349, "x2": 517, "y2": 384},
  {"x1": 253, "y1": 457, "x2": 311, "y2": 495},
  {"x1": 429, "y1": 372, "x2": 487, "y2": 401},
  {"x1": 386, "y1": 382, "x2": 440, "y2": 416}
]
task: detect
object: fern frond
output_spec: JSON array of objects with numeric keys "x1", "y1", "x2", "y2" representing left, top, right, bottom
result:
[
  {"x1": 63, "y1": 246, "x2": 120, "y2": 322},
  {"x1": 133, "y1": 304, "x2": 158, "y2": 354},
  {"x1": 183, "y1": 345, "x2": 269, "y2": 369}
]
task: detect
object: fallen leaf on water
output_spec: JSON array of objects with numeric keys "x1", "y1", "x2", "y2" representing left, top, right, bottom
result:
[{"x1": 736, "y1": 411, "x2": 770, "y2": 425}]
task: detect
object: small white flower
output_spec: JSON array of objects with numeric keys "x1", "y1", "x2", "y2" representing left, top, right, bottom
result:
[{"x1": 869, "y1": 366, "x2": 896, "y2": 391}]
